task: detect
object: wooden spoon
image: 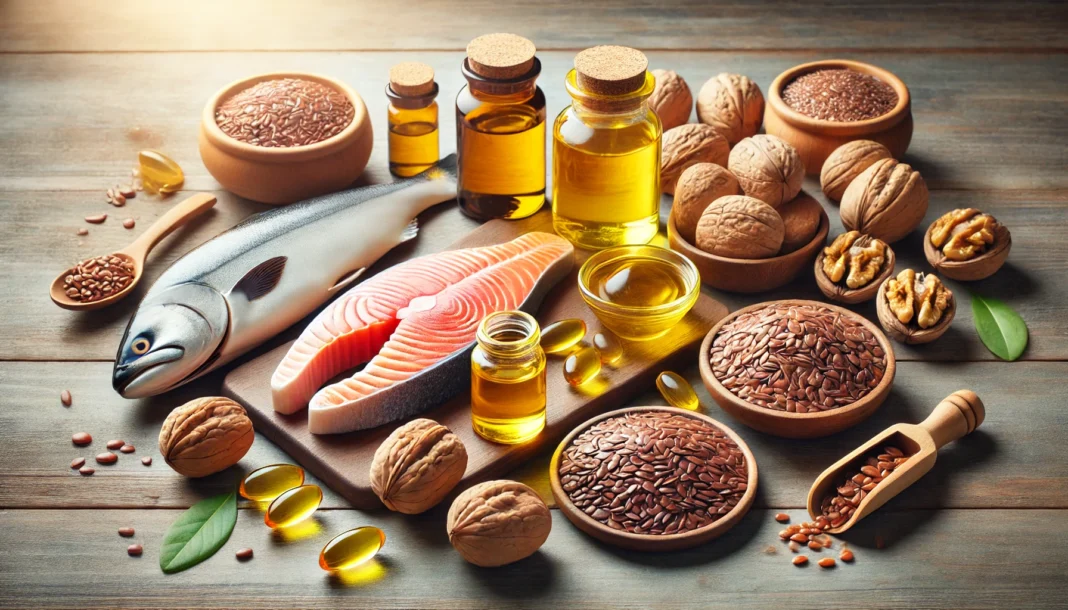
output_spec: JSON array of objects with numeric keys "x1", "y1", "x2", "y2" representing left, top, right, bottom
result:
[
  {"x1": 806, "y1": 390, "x2": 985, "y2": 534},
  {"x1": 50, "y1": 193, "x2": 217, "y2": 311}
]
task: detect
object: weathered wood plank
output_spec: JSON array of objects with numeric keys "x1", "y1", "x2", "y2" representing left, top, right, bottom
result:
[
  {"x1": 2, "y1": 361, "x2": 1063, "y2": 510},
  {"x1": 0, "y1": 52, "x2": 1065, "y2": 192},
  {"x1": 2, "y1": 0, "x2": 1066, "y2": 52},
  {"x1": 0, "y1": 507, "x2": 1064, "y2": 609}
]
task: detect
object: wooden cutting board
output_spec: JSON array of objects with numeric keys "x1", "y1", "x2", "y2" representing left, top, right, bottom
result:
[{"x1": 222, "y1": 211, "x2": 728, "y2": 509}]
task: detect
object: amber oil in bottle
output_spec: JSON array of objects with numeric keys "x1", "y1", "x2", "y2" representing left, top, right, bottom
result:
[
  {"x1": 553, "y1": 46, "x2": 662, "y2": 249},
  {"x1": 456, "y1": 33, "x2": 546, "y2": 220},
  {"x1": 387, "y1": 62, "x2": 439, "y2": 177},
  {"x1": 471, "y1": 310, "x2": 547, "y2": 444}
]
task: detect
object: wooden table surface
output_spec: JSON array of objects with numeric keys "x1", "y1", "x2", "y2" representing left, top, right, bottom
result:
[{"x1": 1, "y1": 1, "x2": 1066, "y2": 608}]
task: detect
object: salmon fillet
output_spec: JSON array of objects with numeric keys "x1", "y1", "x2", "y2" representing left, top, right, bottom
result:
[{"x1": 271, "y1": 232, "x2": 574, "y2": 434}]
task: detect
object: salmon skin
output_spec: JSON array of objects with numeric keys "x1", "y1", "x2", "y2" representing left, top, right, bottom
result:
[{"x1": 271, "y1": 232, "x2": 574, "y2": 434}]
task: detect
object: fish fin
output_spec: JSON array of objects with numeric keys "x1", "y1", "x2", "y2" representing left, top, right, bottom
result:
[
  {"x1": 330, "y1": 267, "x2": 366, "y2": 293},
  {"x1": 399, "y1": 218, "x2": 419, "y2": 243},
  {"x1": 233, "y1": 256, "x2": 287, "y2": 301}
]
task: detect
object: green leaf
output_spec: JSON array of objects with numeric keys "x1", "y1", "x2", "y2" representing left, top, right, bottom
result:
[
  {"x1": 971, "y1": 292, "x2": 1028, "y2": 361},
  {"x1": 160, "y1": 491, "x2": 237, "y2": 574}
]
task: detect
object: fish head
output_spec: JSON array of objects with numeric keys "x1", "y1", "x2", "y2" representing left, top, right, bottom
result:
[{"x1": 113, "y1": 283, "x2": 230, "y2": 398}]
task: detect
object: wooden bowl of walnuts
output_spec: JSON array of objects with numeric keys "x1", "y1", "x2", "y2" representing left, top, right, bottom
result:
[{"x1": 764, "y1": 59, "x2": 913, "y2": 175}]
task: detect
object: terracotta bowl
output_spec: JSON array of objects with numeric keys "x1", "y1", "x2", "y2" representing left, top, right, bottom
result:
[
  {"x1": 699, "y1": 300, "x2": 896, "y2": 439},
  {"x1": 764, "y1": 59, "x2": 913, "y2": 176},
  {"x1": 923, "y1": 221, "x2": 1011, "y2": 282},
  {"x1": 199, "y1": 72, "x2": 374, "y2": 205},
  {"x1": 667, "y1": 207, "x2": 829, "y2": 293},
  {"x1": 549, "y1": 406, "x2": 758, "y2": 551}
]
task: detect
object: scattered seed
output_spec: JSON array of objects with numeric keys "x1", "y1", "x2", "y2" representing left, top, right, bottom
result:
[
  {"x1": 141, "y1": 456, "x2": 153, "y2": 466},
  {"x1": 77, "y1": 228, "x2": 89, "y2": 236},
  {"x1": 818, "y1": 557, "x2": 836, "y2": 568},
  {"x1": 788, "y1": 541, "x2": 800, "y2": 553},
  {"x1": 793, "y1": 555, "x2": 808, "y2": 566},
  {"x1": 236, "y1": 548, "x2": 254, "y2": 561},
  {"x1": 840, "y1": 549, "x2": 855, "y2": 562},
  {"x1": 127, "y1": 544, "x2": 143, "y2": 557},
  {"x1": 113, "y1": 193, "x2": 127, "y2": 206},
  {"x1": 790, "y1": 533, "x2": 809, "y2": 543},
  {"x1": 118, "y1": 527, "x2": 135, "y2": 537},
  {"x1": 60, "y1": 390, "x2": 72, "y2": 406},
  {"x1": 96, "y1": 452, "x2": 117, "y2": 465},
  {"x1": 70, "y1": 457, "x2": 86, "y2": 469},
  {"x1": 764, "y1": 545, "x2": 777, "y2": 555},
  {"x1": 72, "y1": 432, "x2": 92, "y2": 446},
  {"x1": 774, "y1": 513, "x2": 790, "y2": 523},
  {"x1": 120, "y1": 444, "x2": 136, "y2": 454},
  {"x1": 123, "y1": 218, "x2": 135, "y2": 229},
  {"x1": 119, "y1": 185, "x2": 136, "y2": 198},
  {"x1": 84, "y1": 214, "x2": 107, "y2": 224},
  {"x1": 808, "y1": 540, "x2": 822, "y2": 551},
  {"x1": 106, "y1": 440, "x2": 125, "y2": 450},
  {"x1": 79, "y1": 466, "x2": 95, "y2": 476}
]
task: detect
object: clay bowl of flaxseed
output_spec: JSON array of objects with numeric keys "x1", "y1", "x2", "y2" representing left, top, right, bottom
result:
[
  {"x1": 550, "y1": 406, "x2": 758, "y2": 552},
  {"x1": 699, "y1": 300, "x2": 896, "y2": 439},
  {"x1": 764, "y1": 59, "x2": 912, "y2": 175},
  {"x1": 199, "y1": 72, "x2": 373, "y2": 205}
]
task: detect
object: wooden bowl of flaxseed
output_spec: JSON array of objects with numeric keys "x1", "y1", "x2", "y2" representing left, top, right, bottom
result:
[
  {"x1": 199, "y1": 72, "x2": 373, "y2": 204},
  {"x1": 550, "y1": 406, "x2": 758, "y2": 551},
  {"x1": 699, "y1": 300, "x2": 896, "y2": 439}
]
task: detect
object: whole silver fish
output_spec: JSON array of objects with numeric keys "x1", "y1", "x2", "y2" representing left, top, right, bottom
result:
[{"x1": 113, "y1": 155, "x2": 458, "y2": 398}]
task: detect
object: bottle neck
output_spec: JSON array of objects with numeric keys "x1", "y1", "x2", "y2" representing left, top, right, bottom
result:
[
  {"x1": 462, "y1": 58, "x2": 541, "y2": 103},
  {"x1": 386, "y1": 83, "x2": 439, "y2": 110},
  {"x1": 476, "y1": 311, "x2": 542, "y2": 360},
  {"x1": 565, "y1": 69, "x2": 655, "y2": 117}
]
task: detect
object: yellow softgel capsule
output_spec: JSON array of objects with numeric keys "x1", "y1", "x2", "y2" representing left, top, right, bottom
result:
[
  {"x1": 540, "y1": 318, "x2": 586, "y2": 354},
  {"x1": 138, "y1": 150, "x2": 185, "y2": 194},
  {"x1": 656, "y1": 371, "x2": 699, "y2": 411},
  {"x1": 592, "y1": 330, "x2": 623, "y2": 365},
  {"x1": 319, "y1": 526, "x2": 386, "y2": 571},
  {"x1": 239, "y1": 464, "x2": 305, "y2": 501},
  {"x1": 265, "y1": 484, "x2": 322, "y2": 528},
  {"x1": 564, "y1": 346, "x2": 601, "y2": 386}
]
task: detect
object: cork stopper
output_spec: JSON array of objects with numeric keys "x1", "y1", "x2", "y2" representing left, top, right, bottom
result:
[
  {"x1": 466, "y1": 33, "x2": 536, "y2": 80},
  {"x1": 389, "y1": 62, "x2": 435, "y2": 97},
  {"x1": 574, "y1": 46, "x2": 649, "y2": 95}
]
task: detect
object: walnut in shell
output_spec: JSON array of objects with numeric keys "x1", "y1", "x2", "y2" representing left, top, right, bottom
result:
[
  {"x1": 672, "y1": 163, "x2": 740, "y2": 244},
  {"x1": 370, "y1": 418, "x2": 468, "y2": 514},
  {"x1": 695, "y1": 195, "x2": 784, "y2": 259},
  {"x1": 727, "y1": 135, "x2": 804, "y2": 208},
  {"x1": 820, "y1": 140, "x2": 892, "y2": 202},
  {"x1": 923, "y1": 208, "x2": 1011, "y2": 281},
  {"x1": 660, "y1": 124, "x2": 729, "y2": 195},
  {"x1": 158, "y1": 397, "x2": 254, "y2": 478},
  {"x1": 777, "y1": 194, "x2": 823, "y2": 253},
  {"x1": 447, "y1": 480, "x2": 551, "y2": 567},
  {"x1": 695, "y1": 73, "x2": 765, "y2": 145},
  {"x1": 876, "y1": 269, "x2": 955, "y2": 344},
  {"x1": 649, "y1": 69, "x2": 692, "y2": 131},
  {"x1": 840, "y1": 158, "x2": 928, "y2": 244}
]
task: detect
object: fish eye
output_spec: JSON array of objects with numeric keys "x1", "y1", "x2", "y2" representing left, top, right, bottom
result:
[{"x1": 132, "y1": 338, "x2": 151, "y2": 355}]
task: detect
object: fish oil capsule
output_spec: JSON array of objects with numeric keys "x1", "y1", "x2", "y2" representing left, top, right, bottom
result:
[
  {"x1": 319, "y1": 526, "x2": 386, "y2": 571},
  {"x1": 387, "y1": 62, "x2": 440, "y2": 177},
  {"x1": 137, "y1": 150, "x2": 184, "y2": 194},
  {"x1": 265, "y1": 484, "x2": 322, "y2": 529},
  {"x1": 239, "y1": 464, "x2": 305, "y2": 501},
  {"x1": 592, "y1": 330, "x2": 624, "y2": 365},
  {"x1": 540, "y1": 319, "x2": 586, "y2": 354},
  {"x1": 564, "y1": 346, "x2": 601, "y2": 386},
  {"x1": 656, "y1": 371, "x2": 699, "y2": 410}
]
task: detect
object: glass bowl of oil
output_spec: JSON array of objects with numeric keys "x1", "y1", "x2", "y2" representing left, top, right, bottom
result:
[{"x1": 578, "y1": 245, "x2": 700, "y2": 341}]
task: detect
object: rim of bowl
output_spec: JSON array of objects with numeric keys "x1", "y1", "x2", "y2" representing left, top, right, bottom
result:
[
  {"x1": 578, "y1": 244, "x2": 701, "y2": 317},
  {"x1": 668, "y1": 205, "x2": 830, "y2": 268},
  {"x1": 767, "y1": 59, "x2": 911, "y2": 135},
  {"x1": 549, "y1": 405, "x2": 759, "y2": 546},
  {"x1": 699, "y1": 299, "x2": 896, "y2": 422},
  {"x1": 201, "y1": 71, "x2": 369, "y2": 162}
]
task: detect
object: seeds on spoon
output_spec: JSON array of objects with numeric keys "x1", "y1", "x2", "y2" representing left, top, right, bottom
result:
[{"x1": 61, "y1": 254, "x2": 135, "y2": 303}]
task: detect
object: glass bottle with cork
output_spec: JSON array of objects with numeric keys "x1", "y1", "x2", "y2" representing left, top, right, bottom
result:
[
  {"x1": 470, "y1": 310, "x2": 547, "y2": 445},
  {"x1": 387, "y1": 62, "x2": 439, "y2": 177},
  {"x1": 456, "y1": 33, "x2": 546, "y2": 220},
  {"x1": 552, "y1": 46, "x2": 662, "y2": 249}
]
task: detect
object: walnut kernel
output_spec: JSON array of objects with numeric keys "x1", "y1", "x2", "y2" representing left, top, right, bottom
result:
[
  {"x1": 728, "y1": 135, "x2": 804, "y2": 208},
  {"x1": 696, "y1": 73, "x2": 765, "y2": 145},
  {"x1": 929, "y1": 208, "x2": 999, "y2": 261},
  {"x1": 885, "y1": 269, "x2": 951, "y2": 329},
  {"x1": 822, "y1": 231, "x2": 888, "y2": 289}
]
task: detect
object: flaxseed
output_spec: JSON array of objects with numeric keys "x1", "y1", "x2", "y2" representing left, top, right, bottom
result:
[
  {"x1": 215, "y1": 78, "x2": 354, "y2": 148},
  {"x1": 782, "y1": 69, "x2": 898, "y2": 122}
]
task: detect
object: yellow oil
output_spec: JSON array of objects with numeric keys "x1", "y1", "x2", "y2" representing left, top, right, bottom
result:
[
  {"x1": 239, "y1": 464, "x2": 305, "y2": 501},
  {"x1": 591, "y1": 257, "x2": 687, "y2": 307},
  {"x1": 456, "y1": 86, "x2": 546, "y2": 220},
  {"x1": 388, "y1": 103, "x2": 439, "y2": 177},
  {"x1": 564, "y1": 345, "x2": 601, "y2": 386},
  {"x1": 593, "y1": 330, "x2": 624, "y2": 365},
  {"x1": 552, "y1": 71, "x2": 661, "y2": 249},
  {"x1": 540, "y1": 319, "x2": 586, "y2": 354},
  {"x1": 657, "y1": 371, "x2": 699, "y2": 411},
  {"x1": 265, "y1": 484, "x2": 322, "y2": 529},
  {"x1": 138, "y1": 150, "x2": 184, "y2": 194},
  {"x1": 471, "y1": 311, "x2": 547, "y2": 444},
  {"x1": 319, "y1": 526, "x2": 386, "y2": 571}
]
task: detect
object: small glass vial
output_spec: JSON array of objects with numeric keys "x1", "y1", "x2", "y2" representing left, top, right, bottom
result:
[
  {"x1": 456, "y1": 33, "x2": 546, "y2": 220},
  {"x1": 387, "y1": 62, "x2": 439, "y2": 177},
  {"x1": 471, "y1": 310, "x2": 547, "y2": 444},
  {"x1": 552, "y1": 46, "x2": 662, "y2": 249}
]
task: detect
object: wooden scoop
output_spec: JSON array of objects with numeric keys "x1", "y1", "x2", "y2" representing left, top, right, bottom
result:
[
  {"x1": 806, "y1": 390, "x2": 985, "y2": 534},
  {"x1": 50, "y1": 193, "x2": 217, "y2": 311}
]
